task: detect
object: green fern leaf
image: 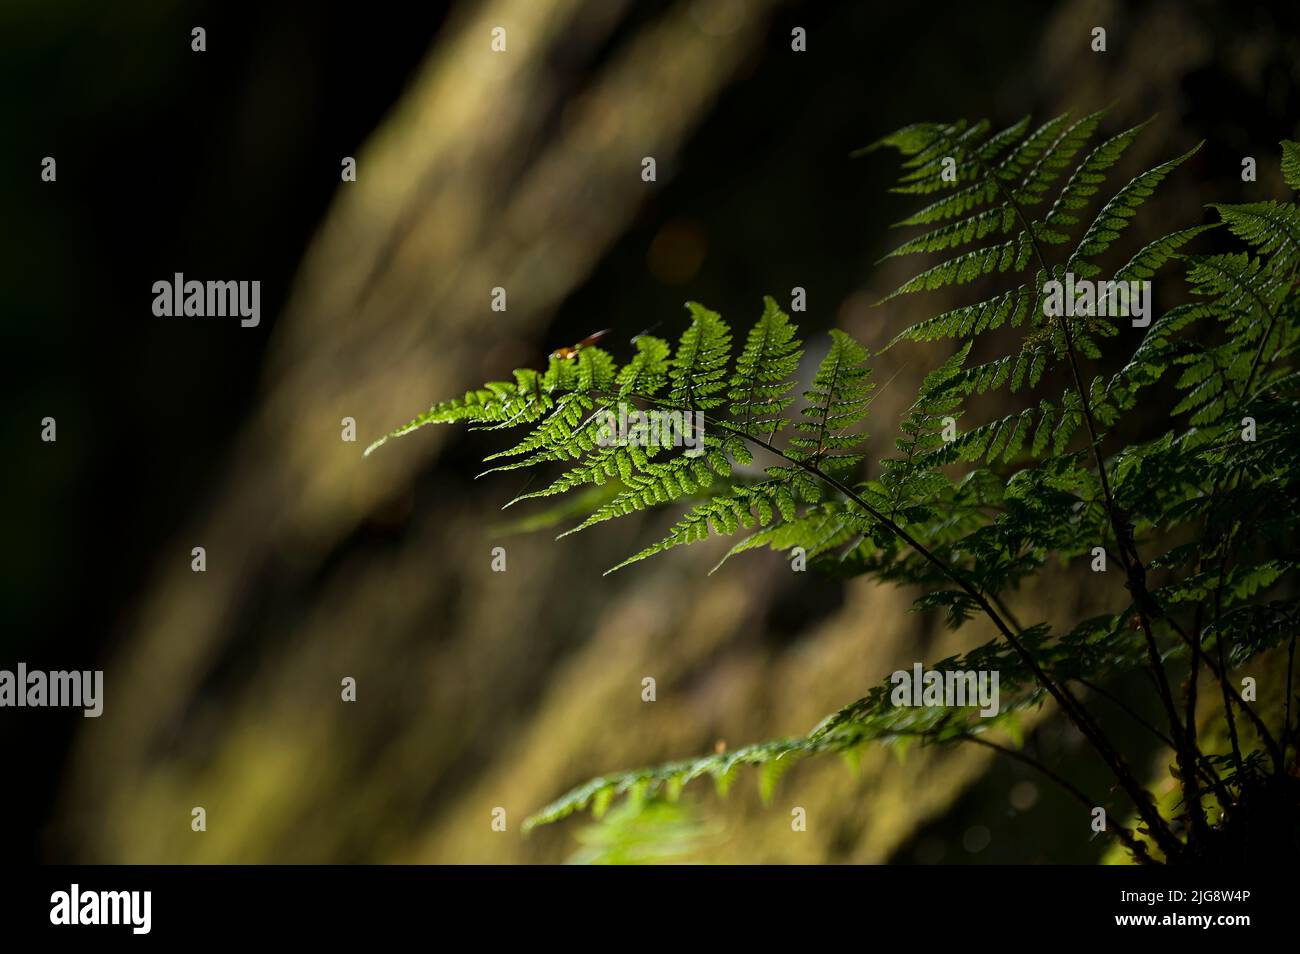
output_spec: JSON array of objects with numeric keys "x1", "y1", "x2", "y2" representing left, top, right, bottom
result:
[
  {"x1": 728, "y1": 296, "x2": 803, "y2": 433},
  {"x1": 670, "y1": 303, "x2": 732, "y2": 410},
  {"x1": 1070, "y1": 141, "x2": 1203, "y2": 271},
  {"x1": 787, "y1": 330, "x2": 874, "y2": 476},
  {"x1": 1281, "y1": 140, "x2": 1300, "y2": 191}
]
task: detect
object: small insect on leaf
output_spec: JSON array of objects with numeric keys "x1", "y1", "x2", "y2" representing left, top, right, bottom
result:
[{"x1": 550, "y1": 329, "x2": 612, "y2": 361}]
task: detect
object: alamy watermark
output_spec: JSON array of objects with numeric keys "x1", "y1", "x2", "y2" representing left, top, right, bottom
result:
[
  {"x1": 0, "y1": 664, "x2": 102, "y2": 717},
  {"x1": 152, "y1": 273, "x2": 260, "y2": 327},
  {"x1": 50, "y1": 884, "x2": 150, "y2": 934},
  {"x1": 594, "y1": 403, "x2": 706, "y2": 457},
  {"x1": 891, "y1": 663, "x2": 1000, "y2": 717},
  {"x1": 1042, "y1": 273, "x2": 1152, "y2": 327}
]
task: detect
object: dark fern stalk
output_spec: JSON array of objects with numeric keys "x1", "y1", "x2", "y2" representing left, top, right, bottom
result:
[
  {"x1": 929, "y1": 114, "x2": 1211, "y2": 850},
  {"x1": 865, "y1": 112, "x2": 1194, "y2": 857},
  {"x1": 368, "y1": 120, "x2": 1300, "y2": 864}
]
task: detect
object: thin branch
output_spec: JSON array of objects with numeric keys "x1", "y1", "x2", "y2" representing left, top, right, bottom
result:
[
  {"x1": 1076, "y1": 676, "x2": 1174, "y2": 749},
  {"x1": 1075, "y1": 676, "x2": 1230, "y2": 805},
  {"x1": 900, "y1": 729, "x2": 1157, "y2": 865}
]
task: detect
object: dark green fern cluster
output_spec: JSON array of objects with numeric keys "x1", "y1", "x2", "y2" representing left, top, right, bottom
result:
[{"x1": 368, "y1": 113, "x2": 1300, "y2": 864}]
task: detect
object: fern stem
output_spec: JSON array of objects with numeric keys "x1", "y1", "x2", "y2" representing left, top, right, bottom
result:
[
  {"x1": 986, "y1": 589, "x2": 1025, "y2": 634},
  {"x1": 964, "y1": 735, "x2": 1157, "y2": 864},
  {"x1": 1065, "y1": 292, "x2": 1208, "y2": 841},
  {"x1": 939, "y1": 127, "x2": 1197, "y2": 852},
  {"x1": 1076, "y1": 676, "x2": 1230, "y2": 805},
  {"x1": 904, "y1": 729, "x2": 1157, "y2": 864},
  {"x1": 1180, "y1": 524, "x2": 1249, "y2": 807},
  {"x1": 1200, "y1": 515, "x2": 1285, "y2": 771},
  {"x1": 985, "y1": 143, "x2": 1203, "y2": 840},
  {"x1": 597, "y1": 387, "x2": 1184, "y2": 858},
  {"x1": 1199, "y1": 520, "x2": 1286, "y2": 773},
  {"x1": 1171, "y1": 448, "x2": 1283, "y2": 785},
  {"x1": 1212, "y1": 555, "x2": 1245, "y2": 773},
  {"x1": 1214, "y1": 257, "x2": 1299, "y2": 776},
  {"x1": 1076, "y1": 676, "x2": 1174, "y2": 750},
  {"x1": 936, "y1": 125, "x2": 1191, "y2": 789},
  {"x1": 1199, "y1": 620, "x2": 1281, "y2": 769}
]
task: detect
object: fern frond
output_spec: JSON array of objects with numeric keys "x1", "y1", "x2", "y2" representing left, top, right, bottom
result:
[
  {"x1": 1041, "y1": 119, "x2": 1148, "y2": 231},
  {"x1": 608, "y1": 478, "x2": 802, "y2": 575},
  {"x1": 617, "y1": 334, "x2": 672, "y2": 397},
  {"x1": 710, "y1": 502, "x2": 866, "y2": 574},
  {"x1": 669, "y1": 303, "x2": 732, "y2": 410},
  {"x1": 1209, "y1": 201, "x2": 1300, "y2": 266},
  {"x1": 884, "y1": 283, "x2": 1038, "y2": 347},
  {"x1": 728, "y1": 296, "x2": 803, "y2": 433},
  {"x1": 1185, "y1": 252, "x2": 1288, "y2": 322},
  {"x1": 558, "y1": 441, "x2": 727, "y2": 540},
  {"x1": 879, "y1": 115, "x2": 1068, "y2": 228},
  {"x1": 787, "y1": 330, "x2": 874, "y2": 477},
  {"x1": 524, "y1": 619, "x2": 1184, "y2": 833},
  {"x1": 881, "y1": 233, "x2": 1034, "y2": 300},
  {"x1": 364, "y1": 370, "x2": 548, "y2": 456},
  {"x1": 1015, "y1": 108, "x2": 1108, "y2": 208},
  {"x1": 372, "y1": 127, "x2": 1300, "y2": 861},
  {"x1": 1281, "y1": 140, "x2": 1300, "y2": 191},
  {"x1": 1113, "y1": 224, "x2": 1219, "y2": 282},
  {"x1": 1068, "y1": 141, "x2": 1202, "y2": 274}
]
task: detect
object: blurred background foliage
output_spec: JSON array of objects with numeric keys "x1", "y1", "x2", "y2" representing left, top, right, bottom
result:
[{"x1": 2, "y1": 0, "x2": 1297, "y2": 863}]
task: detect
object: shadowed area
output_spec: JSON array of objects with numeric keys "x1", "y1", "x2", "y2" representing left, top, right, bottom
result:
[{"x1": 3, "y1": 0, "x2": 1296, "y2": 863}]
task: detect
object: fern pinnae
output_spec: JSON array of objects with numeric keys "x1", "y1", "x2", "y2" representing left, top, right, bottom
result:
[
  {"x1": 1011, "y1": 108, "x2": 1111, "y2": 211},
  {"x1": 1210, "y1": 200, "x2": 1300, "y2": 266},
  {"x1": 669, "y1": 302, "x2": 732, "y2": 411},
  {"x1": 372, "y1": 133, "x2": 1299, "y2": 860},
  {"x1": 1113, "y1": 223, "x2": 1220, "y2": 283},
  {"x1": 729, "y1": 296, "x2": 803, "y2": 433},
  {"x1": 875, "y1": 114, "x2": 1101, "y2": 304},
  {"x1": 786, "y1": 330, "x2": 873, "y2": 472},
  {"x1": 1041, "y1": 118, "x2": 1150, "y2": 230},
  {"x1": 363, "y1": 381, "x2": 532, "y2": 457},
  {"x1": 1068, "y1": 140, "x2": 1204, "y2": 273}
]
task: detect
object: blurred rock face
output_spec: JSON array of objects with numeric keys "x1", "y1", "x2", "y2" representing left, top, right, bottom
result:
[{"x1": 54, "y1": 0, "x2": 1299, "y2": 863}]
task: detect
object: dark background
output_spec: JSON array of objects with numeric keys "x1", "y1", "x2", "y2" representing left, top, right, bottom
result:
[{"x1": 3, "y1": 0, "x2": 1298, "y2": 864}]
